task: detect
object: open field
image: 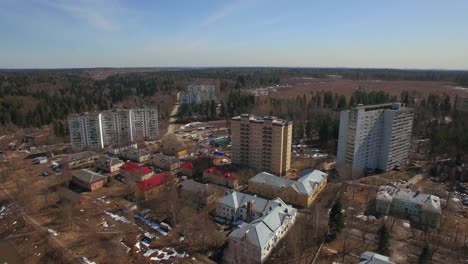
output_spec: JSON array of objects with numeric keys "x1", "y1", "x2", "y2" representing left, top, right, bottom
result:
[{"x1": 260, "y1": 78, "x2": 468, "y2": 100}]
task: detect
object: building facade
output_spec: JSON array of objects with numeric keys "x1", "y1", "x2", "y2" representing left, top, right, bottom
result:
[
  {"x1": 248, "y1": 169, "x2": 327, "y2": 207},
  {"x1": 178, "y1": 85, "x2": 216, "y2": 104},
  {"x1": 68, "y1": 108, "x2": 159, "y2": 149},
  {"x1": 231, "y1": 115, "x2": 292, "y2": 176},
  {"x1": 336, "y1": 103, "x2": 414, "y2": 174},
  {"x1": 69, "y1": 112, "x2": 103, "y2": 149},
  {"x1": 376, "y1": 186, "x2": 441, "y2": 228}
]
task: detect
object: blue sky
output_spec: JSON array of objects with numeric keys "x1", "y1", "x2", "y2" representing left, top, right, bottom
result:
[{"x1": 1, "y1": 0, "x2": 468, "y2": 69}]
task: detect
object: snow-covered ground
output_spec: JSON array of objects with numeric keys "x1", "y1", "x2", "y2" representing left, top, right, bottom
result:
[
  {"x1": 47, "y1": 228, "x2": 59, "y2": 236},
  {"x1": 105, "y1": 211, "x2": 130, "y2": 223},
  {"x1": 135, "y1": 215, "x2": 168, "y2": 236},
  {"x1": 144, "y1": 247, "x2": 187, "y2": 261},
  {"x1": 82, "y1": 257, "x2": 96, "y2": 264}
]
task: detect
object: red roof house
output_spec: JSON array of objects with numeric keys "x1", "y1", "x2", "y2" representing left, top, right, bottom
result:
[
  {"x1": 121, "y1": 162, "x2": 154, "y2": 183},
  {"x1": 137, "y1": 173, "x2": 171, "y2": 191},
  {"x1": 181, "y1": 161, "x2": 194, "y2": 177},
  {"x1": 135, "y1": 172, "x2": 173, "y2": 200},
  {"x1": 203, "y1": 167, "x2": 239, "y2": 189}
]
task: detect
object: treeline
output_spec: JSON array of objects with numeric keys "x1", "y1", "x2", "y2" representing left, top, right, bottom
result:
[{"x1": 0, "y1": 71, "x2": 181, "y2": 131}]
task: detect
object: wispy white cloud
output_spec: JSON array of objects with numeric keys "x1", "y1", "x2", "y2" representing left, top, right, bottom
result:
[
  {"x1": 42, "y1": 0, "x2": 119, "y2": 32},
  {"x1": 199, "y1": 0, "x2": 245, "y2": 27}
]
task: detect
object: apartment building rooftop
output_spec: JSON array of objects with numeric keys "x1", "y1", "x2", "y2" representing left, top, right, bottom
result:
[
  {"x1": 352, "y1": 102, "x2": 412, "y2": 112},
  {"x1": 377, "y1": 186, "x2": 441, "y2": 213},
  {"x1": 231, "y1": 114, "x2": 292, "y2": 126}
]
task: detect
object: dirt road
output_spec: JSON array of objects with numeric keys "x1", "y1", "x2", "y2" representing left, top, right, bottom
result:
[{"x1": 165, "y1": 104, "x2": 179, "y2": 136}]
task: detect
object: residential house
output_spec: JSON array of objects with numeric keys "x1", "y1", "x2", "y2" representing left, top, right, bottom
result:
[
  {"x1": 152, "y1": 153, "x2": 181, "y2": 171},
  {"x1": 66, "y1": 151, "x2": 100, "y2": 169},
  {"x1": 216, "y1": 191, "x2": 293, "y2": 224},
  {"x1": 248, "y1": 169, "x2": 327, "y2": 207},
  {"x1": 203, "y1": 167, "x2": 239, "y2": 189},
  {"x1": 120, "y1": 162, "x2": 154, "y2": 183},
  {"x1": 71, "y1": 169, "x2": 107, "y2": 191},
  {"x1": 219, "y1": 192, "x2": 297, "y2": 264},
  {"x1": 376, "y1": 186, "x2": 441, "y2": 228},
  {"x1": 178, "y1": 180, "x2": 225, "y2": 207},
  {"x1": 181, "y1": 161, "x2": 194, "y2": 177},
  {"x1": 121, "y1": 147, "x2": 150, "y2": 163},
  {"x1": 135, "y1": 172, "x2": 173, "y2": 200},
  {"x1": 95, "y1": 155, "x2": 124, "y2": 173}
]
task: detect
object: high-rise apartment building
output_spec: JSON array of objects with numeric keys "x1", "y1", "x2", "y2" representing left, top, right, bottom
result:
[
  {"x1": 68, "y1": 112, "x2": 103, "y2": 149},
  {"x1": 336, "y1": 103, "x2": 414, "y2": 174},
  {"x1": 68, "y1": 108, "x2": 159, "y2": 149},
  {"x1": 178, "y1": 85, "x2": 216, "y2": 104},
  {"x1": 231, "y1": 115, "x2": 292, "y2": 176}
]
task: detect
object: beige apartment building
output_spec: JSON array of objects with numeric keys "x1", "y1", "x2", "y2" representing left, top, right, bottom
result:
[{"x1": 231, "y1": 114, "x2": 292, "y2": 176}]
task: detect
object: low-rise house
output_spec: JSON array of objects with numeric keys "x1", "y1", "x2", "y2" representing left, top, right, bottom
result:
[
  {"x1": 95, "y1": 155, "x2": 124, "y2": 173},
  {"x1": 152, "y1": 153, "x2": 180, "y2": 171},
  {"x1": 121, "y1": 147, "x2": 150, "y2": 163},
  {"x1": 67, "y1": 151, "x2": 100, "y2": 169},
  {"x1": 121, "y1": 162, "x2": 154, "y2": 183},
  {"x1": 220, "y1": 192, "x2": 297, "y2": 264},
  {"x1": 135, "y1": 172, "x2": 173, "y2": 200},
  {"x1": 178, "y1": 180, "x2": 225, "y2": 207},
  {"x1": 376, "y1": 186, "x2": 441, "y2": 228},
  {"x1": 181, "y1": 161, "x2": 194, "y2": 177},
  {"x1": 359, "y1": 251, "x2": 394, "y2": 264},
  {"x1": 161, "y1": 142, "x2": 187, "y2": 157},
  {"x1": 203, "y1": 167, "x2": 239, "y2": 189},
  {"x1": 71, "y1": 169, "x2": 107, "y2": 191},
  {"x1": 216, "y1": 191, "x2": 292, "y2": 224},
  {"x1": 248, "y1": 169, "x2": 327, "y2": 207}
]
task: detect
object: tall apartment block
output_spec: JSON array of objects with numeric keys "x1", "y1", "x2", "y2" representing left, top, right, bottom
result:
[
  {"x1": 231, "y1": 114, "x2": 292, "y2": 176},
  {"x1": 68, "y1": 108, "x2": 159, "y2": 149},
  {"x1": 178, "y1": 85, "x2": 216, "y2": 104},
  {"x1": 336, "y1": 103, "x2": 414, "y2": 174},
  {"x1": 69, "y1": 112, "x2": 104, "y2": 149}
]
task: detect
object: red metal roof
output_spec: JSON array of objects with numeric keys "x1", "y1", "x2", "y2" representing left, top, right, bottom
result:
[
  {"x1": 181, "y1": 162, "x2": 193, "y2": 169},
  {"x1": 203, "y1": 167, "x2": 217, "y2": 174},
  {"x1": 137, "y1": 173, "x2": 171, "y2": 191},
  {"x1": 223, "y1": 172, "x2": 237, "y2": 180},
  {"x1": 121, "y1": 162, "x2": 153, "y2": 174}
]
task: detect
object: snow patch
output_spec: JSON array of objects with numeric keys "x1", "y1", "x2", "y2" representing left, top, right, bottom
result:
[
  {"x1": 105, "y1": 211, "x2": 130, "y2": 223},
  {"x1": 47, "y1": 228, "x2": 59, "y2": 236},
  {"x1": 144, "y1": 247, "x2": 187, "y2": 261},
  {"x1": 82, "y1": 257, "x2": 96, "y2": 264}
]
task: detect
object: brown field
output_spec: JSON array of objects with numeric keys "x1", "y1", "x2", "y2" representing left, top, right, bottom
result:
[{"x1": 267, "y1": 78, "x2": 468, "y2": 100}]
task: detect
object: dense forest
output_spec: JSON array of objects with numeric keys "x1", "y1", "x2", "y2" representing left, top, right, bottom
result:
[{"x1": 1, "y1": 68, "x2": 467, "y2": 158}]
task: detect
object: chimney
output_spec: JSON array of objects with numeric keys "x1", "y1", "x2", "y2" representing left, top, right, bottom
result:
[{"x1": 247, "y1": 201, "x2": 254, "y2": 222}]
